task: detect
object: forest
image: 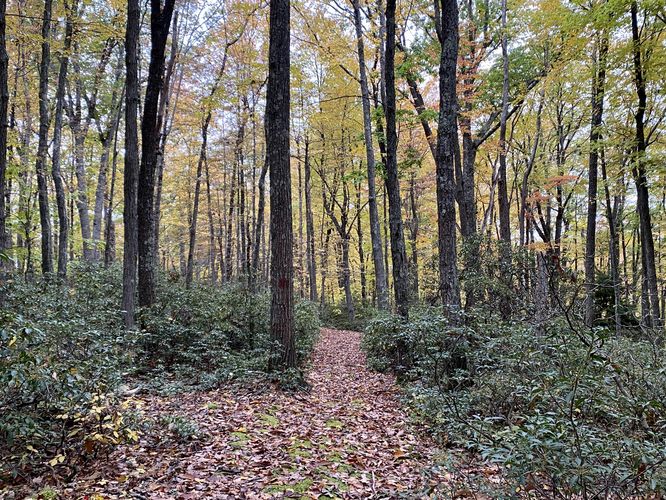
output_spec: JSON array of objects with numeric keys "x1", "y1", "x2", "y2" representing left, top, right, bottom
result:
[{"x1": 0, "y1": 0, "x2": 665, "y2": 496}]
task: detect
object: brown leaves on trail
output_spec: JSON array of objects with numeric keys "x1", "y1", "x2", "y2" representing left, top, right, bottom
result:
[{"x1": 52, "y1": 329, "x2": 452, "y2": 498}]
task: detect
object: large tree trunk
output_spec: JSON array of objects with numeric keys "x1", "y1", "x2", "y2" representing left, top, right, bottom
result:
[
  {"x1": 93, "y1": 58, "x2": 124, "y2": 262},
  {"x1": 0, "y1": 0, "x2": 8, "y2": 260},
  {"x1": 353, "y1": 0, "x2": 389, "y2": 310},
  {"x1": 435, "y1": 0, "x2": 461, "y2": 311},
  {"x1": 51, "y1": 0, "x2": 76, "y2": 277},
  {"x1": 630, "y1": 1, "x2": 660, "y2": 326},
  {"x1": 384, "y1": 0, "x2": 410, "y2": 317},
  {"x1": 584, "y1": 30, "x2": 608, "y2": 327},
  {"x1": 267, "y1": 0, "x2": 295, "y2": 369},
  {"x1": 35, "y1": 0, "x2": 54, "y2": 274},
  {"x1": 122, "y1": 0, "x2": 141, "y2": 327},
  {"x1": 138, "y1": 0, "x2": 176, "y2": 307}
]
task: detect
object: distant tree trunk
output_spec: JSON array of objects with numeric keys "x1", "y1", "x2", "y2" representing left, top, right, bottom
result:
[
  {"x1": 51, "y1": 0, "x2": 75, "y2": 277},
  {"x1": 304, "y1": 136, "x2": 318, "y2": 301},
  {"x1": 436, "y1": 0, "x2": 461, "y2": 310},
  {"x1": 384, "y1": 0, "x2": 410, "y2": 317},
  {"x1": 356, "y1": 183, "x2": 367, "y2": 303},
  {"x1": 0, "y1": 0, "x2": 8, "y2": 260},
  {"x1": 630, "y1": 1, "x2": 660, "y2": 326},
  {"x1": 138, "y1": 0, "x2": 176, "y2": 307},
  {"x1": 584, "y1": 31, "x2": 608, "y2": 327},
  {"x1": 104, "y1": 113, "x2": 121, "y2": 267},
  {"x1": 225, "y1": 162, "x2": 237, "y2": 282},
  {"x1": 407, "y1": 173, "x2": 419, "y2": 299},
  {"x1": 122, "y1": 0, "x2": 141, "y2": 327},
  {"x1": 186, "y1": 112, "x2": 211, "y2": 288},
  {"x1": 35, "y1": 0, "x2": 54, "y2": 274},
  {"x1": 353, "y1": 0, "x2": 388, "y2": 310},
  {"x1": 251, "y1": 152, "x2": 268, "y2": 290},
  {"x1": 205, "y1": 161, "x2": 217, "y2": 285},
  {"x1": 267, "y1": 0, "x2": 295, "y2": 369},
  {"x1": 93, "y1": 58, "x2": 123, "y2": 261}
]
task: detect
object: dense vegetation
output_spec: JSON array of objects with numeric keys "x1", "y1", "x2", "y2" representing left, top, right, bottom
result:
[
  {"x1": 0, "y1": 267, "x2": 319, "y2": 482},
  {"x1": 363, "y1": 244, "x2": 666, "y2": 497}
]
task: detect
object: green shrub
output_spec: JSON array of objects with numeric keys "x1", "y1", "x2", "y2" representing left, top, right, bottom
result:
[
  {"x1": 0, "y1": 266, "x2": 320, "y2": 483},
  {"x1": 363, "y1": 310, "x2": 666, "y2": 497}
]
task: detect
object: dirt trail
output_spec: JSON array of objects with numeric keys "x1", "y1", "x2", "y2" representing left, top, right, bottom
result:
[{"x1": 66, "y1": 328, "x2": 449, "y2": 498}]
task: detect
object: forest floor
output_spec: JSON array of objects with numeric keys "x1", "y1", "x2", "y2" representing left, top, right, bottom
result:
[{"x1": 51, "y1": 328, "x2": 461, "y2": 498}]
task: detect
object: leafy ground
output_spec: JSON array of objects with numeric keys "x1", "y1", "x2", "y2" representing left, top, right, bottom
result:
[{"x1": 35, "y1": 328, "x2": 455, "y2": 498}]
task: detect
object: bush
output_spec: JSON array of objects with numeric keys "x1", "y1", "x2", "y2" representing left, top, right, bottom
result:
[
  {"x1": 0, "y1": 265, "x2": 320, "y2": 483},
  {"x1": 363, "y1": 310, "x2": 666, "y2": 497}
]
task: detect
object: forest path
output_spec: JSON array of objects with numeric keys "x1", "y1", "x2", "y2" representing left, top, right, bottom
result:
[{"x1": 71, "y1": 328, "x2": 450, "y2": 498}]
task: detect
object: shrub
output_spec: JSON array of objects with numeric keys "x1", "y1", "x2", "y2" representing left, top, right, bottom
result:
[
  {"x1": 0, "y1": 266, "x2": 320, "y2": 484},
  {"x1": 363, "y1": 310, "x2": 666, "y2": 497}
]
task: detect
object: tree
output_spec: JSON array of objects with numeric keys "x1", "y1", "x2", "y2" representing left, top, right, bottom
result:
[
  {"x1": 51, "y1": 0, "x2": 76, "y2": 278},
  {"x1": 122, "y1": 0, "x2": 140, "y2": 327},
  {"x1": 0, "y1": 0, "x2": 8, "y2": 260},
  {"x1": 352, "y1": 0, "x2": 389, "y2": 310},
  {"x1": 584, "y1": 25, "x2": 608, "y2": 326},
  {"x1": 35, "y1": 0, "x2": 54, "y2": 274},
  {"x1": 267, "y1": 0, "x2": 296, "y2": 369},
  {"x1": 384, "y1": 0, "x2": 410, "y2": 317},
  {"x1": 629, "y1": 0, "x2": 660, "y2": 326},
  {"x1": 435, "y1": 0, "x2": 461, "y2": 311},
  {"x1": 138, "y1": 0, "x2": 176, "y2": 307}
]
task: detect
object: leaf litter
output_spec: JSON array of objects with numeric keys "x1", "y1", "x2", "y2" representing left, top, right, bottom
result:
[{"x1": 35, "y1": 329, "x2": 457, "y2": 498}]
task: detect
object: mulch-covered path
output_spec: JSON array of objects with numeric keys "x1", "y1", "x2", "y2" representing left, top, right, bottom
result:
[{"x1": 54, "y1": 328, "x2": 453, "y2": 498}]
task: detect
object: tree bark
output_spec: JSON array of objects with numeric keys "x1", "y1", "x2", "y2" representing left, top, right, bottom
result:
[
  {"x1": 122, "y1": 0, "x2": 141, "y2": 327},
  {"x1": 51, "y1": 0, "x2": 76, "y2": 277},
  {"x1": 267, "y1": 0, "x2": 295, "y2": 369},
  {"x1": 630, "y1": 1, "x2": 660, "y2": 326},
  {"x1": 384, "y1": 0, "x2": 410, "y2": 317},
  {"x1": 35, "y1": 0, "x2": 54, "y2": 274},
  {"x1": 138, "y1": 0, "x2": 176, "y2": 307},
  {"x1": 435, "y1": 0, "x2": 461, "y2": 311},
  {"x1": 584, "y1": 30, "x2": 608, "y2": 327}
]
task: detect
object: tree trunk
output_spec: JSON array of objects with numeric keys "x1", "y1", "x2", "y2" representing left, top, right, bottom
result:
[
  {"x1": 384, "y1": 0, "x2": 410, "y2": 317},
  {"x1": 138, "y1": 0, "x2": 176, "y2": 307},
  {"x1": 435, "y1": 0, "x2": 461, "y2": 311},
  {"x1": 0, "y1": 0, "x2": 8, "y2": 260},
  {"x1": 304, "y1": 136, "x2": 318, "y2": 301},
  {"x1": 104, "y1": 109, "x2": 121, "y2": 267},
  {"x1": 205, "y1": 161, "x2": 217, "y2": 285},
  {"x1": 630, "y1": 1, "x2": 660, "y2": 326},
  {"x1": 353, "y1": 0, "x2": 389, "y2": 310},
  {"x1": 51, "y1": 0, "x2": 76, "y2": 277},
  {"x1": 584, "y1": 30, "x2": 608, "y2": 327},
  {"x1": 122, "y1": 0, "x2": 141, "y2": 328},
  {"x1": 35, "y1": 0, "x2": 54, "y2": 274},
  {"x1": 186, "y1": 113, "x2": 211, "y2": 287},
  {"x1": 407, "y1": 173, "x2": 419, "y2": 299},
  {"x1": 497, "y1": 0, "x2": 511, "y2": 256},
  {"x1": 356, "y1": 183, "x2": 367, "y2": 303},
  {"x1": 267, "y1": 0, "x2": 295, "y2": 369}
]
